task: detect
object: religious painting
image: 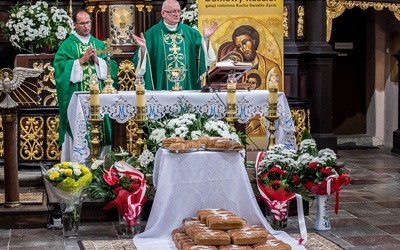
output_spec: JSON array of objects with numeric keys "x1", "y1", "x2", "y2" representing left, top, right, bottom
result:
[
  {"x1": 198, "y1": 0, "x2": 284, "y2": 154},
  {"x1": 198, "y1": 0, "x2": 284, "y2": 91},
  {"x1": 109, "y1": 5, "x2": 135, "y2": 46}
]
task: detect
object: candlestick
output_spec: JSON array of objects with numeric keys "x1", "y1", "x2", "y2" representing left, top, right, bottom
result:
[
  {"x1": 135, "y1": 75, "x2": 146, "y2": 107},
  {"x1": 226, "y1": 73, "x2": 237, "y2": 131},
  {"x1": 268, "y1": 73, "x2": 279, "y2": 116},
  {"x1": 89, "y1": 77, "x2": 100, "y2": 107}
]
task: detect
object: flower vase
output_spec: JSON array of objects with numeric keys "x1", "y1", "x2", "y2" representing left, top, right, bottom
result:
[
  {"x1": 118, "y1": 207, "x2": 142, "y2": 238},
  {"x1": 58, "y1": 195, "x2": 84, "y2": 238},
  {"x1": 267, "y1": 199, "x2": 290, "y2": 230},
  {"x1": 315, "y1": 194, "x2": 331, "y2": 230}
]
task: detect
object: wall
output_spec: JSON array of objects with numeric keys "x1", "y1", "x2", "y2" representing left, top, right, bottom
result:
[{"x1": 366, "y1": 9, "x2": 399, "y2": 147}]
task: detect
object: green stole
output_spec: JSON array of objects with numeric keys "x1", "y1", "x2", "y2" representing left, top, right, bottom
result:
[
  {"x1": 133, "y1": 20, "x2": 206, "y2": 91},
  {"x1": 54, "y1": 34, "x2": 118, "y2": 149}
]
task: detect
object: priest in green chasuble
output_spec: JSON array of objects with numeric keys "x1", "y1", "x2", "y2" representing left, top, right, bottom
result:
[
  {"x1": 132, "y1": 0, "x2": 218, "y2": 91},
  {"x1": 54, "y1": 10, "x2": 118, "y2": 158}
]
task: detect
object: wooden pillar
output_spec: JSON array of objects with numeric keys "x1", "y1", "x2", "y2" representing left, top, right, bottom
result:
[
  {"x1": 304, "y1": 0, "x2": 338, "y2": 151},
  {"x1": 1, "y1": 108, "x2": 20, "y2": 208},
  {"x1": 392, "y1": 52, "x2": 400, "y2": 154}
]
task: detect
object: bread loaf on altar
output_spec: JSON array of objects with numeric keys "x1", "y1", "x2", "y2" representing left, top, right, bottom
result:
[
  {"x1": 197, "y1": 208, "x2": 231, "y2": 224},
  {"x1": 228, "y1": 229, "x2": 270, "y2": 245},
  {"x1": 206, "y1": 214, "x2": 245, "y2": 230},
  {"x1": 169, "y1": 142, "x2": 187, "y2": 150},
  {"x1": 205, "y1": 139, "x2": 243, "y2": 150},
  {"x1": 183, "y1": 245, "x2": 218, "y2": 250},
  {"x1": 192, "y1": 230, "x2": 231, "y2": 246},
  {"x1": 184, "y1": 140, "x2": 202, "y2": 149},
  {"x1": 162, "y1": 137, "x2": 185, "y2": 147},
  {"x1": 252, "y1": 238, "x2": 292, "y2": 250},
  {"x1": 218, "y1": 245, "x2": 253, "y2": 250},
  {"x1": 197, "y1": 136, "x2": 211, "y2": 145}
]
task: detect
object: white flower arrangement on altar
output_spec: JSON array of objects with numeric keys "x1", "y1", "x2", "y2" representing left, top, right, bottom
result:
[
  {"x1": 0, "y1": 0, "x2": 73, "y2": 52},
  {"x1": 181, "y1": 0, "x2": 198, "y2": 29},
  {"x1": 139, "y1": 111, "x2": 246, "y2": 175}
]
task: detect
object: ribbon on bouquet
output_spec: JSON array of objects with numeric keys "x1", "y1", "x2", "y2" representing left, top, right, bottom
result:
[
  {"x1": 255, "y1": 152, "x2": 308, "y2": 246},
  {"x1": 127, "y1": 169, "x2": 147, "y2": 221}
]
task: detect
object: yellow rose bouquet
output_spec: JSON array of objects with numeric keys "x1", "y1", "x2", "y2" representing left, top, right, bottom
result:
[{"x1": 42, "y1": 162, "x2": 92, "y2": 237}]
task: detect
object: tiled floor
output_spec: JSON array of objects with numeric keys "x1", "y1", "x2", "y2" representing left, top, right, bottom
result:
[{"x1": 1, "y1": 146, "x2": 400, "y2": 249}]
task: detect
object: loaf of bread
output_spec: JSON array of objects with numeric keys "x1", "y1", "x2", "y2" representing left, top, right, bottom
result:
[
  {"x1": 252, "y1": 239, "x2": 292, "y2": 250},
  {"x1": 206, "y1": 214, "x2": 245, "y2": 230},
  {"x1": 205, "y1": 138, "x2": 243, "y2": 150},
  {"x1": 169, "y1": 142, "x2": 187, "y2": 150},
  {"x1": 185, "y1": 140, "x2": 202, "y2": 149},
  {"x1": 193, "y1": 230, "x2": 231, "y2": 246},
  {"x1": 197, "y1": 136, "x2": 211, "y2": 145},
  {"x1": 218, "y1": 245, "x2": 253, "y2": 250},
  {"x1": 162, "y1": 137, "x2": 185, "y2": 147},
  {"x1": 229, "y1": 230, "x2": 270, "y2": 245},
  {"x1": 182, "y1": 245, "x2": 218, "y2": 250},
  {"x1": 197, "y1": 208, "x2": 231, "y2": 224}
]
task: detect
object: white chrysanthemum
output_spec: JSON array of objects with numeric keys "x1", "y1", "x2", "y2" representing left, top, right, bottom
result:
[
  {"x1": 139, "y1": 149, "x2": 155, "y2": 168},
  {"x1": 149, "y1": 128, "x2": 167, "y2": 144}
]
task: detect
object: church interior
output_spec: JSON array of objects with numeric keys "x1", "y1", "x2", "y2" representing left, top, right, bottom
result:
[{"x1": 0, "y1": 0, "x2": 400, "y2": 249}]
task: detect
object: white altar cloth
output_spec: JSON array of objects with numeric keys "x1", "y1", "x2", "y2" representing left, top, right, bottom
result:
[
  {"x1": 133, "y1": 148, "x2": 305, "y2": 249},
  {"x1": 64, "y1": 90, "x2": 296, "y2": 163}
]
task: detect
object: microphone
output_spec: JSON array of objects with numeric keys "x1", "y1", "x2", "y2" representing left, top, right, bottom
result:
[{"x1": 201, "y1": 66, "x2": 213, "y2": 93}]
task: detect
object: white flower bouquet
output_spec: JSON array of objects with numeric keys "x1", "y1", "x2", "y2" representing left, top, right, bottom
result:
[
  {"x1": 181, "y1": 0, "x2": 198, "y2": 29},
  {"x1": 0, "y1": 1, "x2": 73, "y2": 51}
]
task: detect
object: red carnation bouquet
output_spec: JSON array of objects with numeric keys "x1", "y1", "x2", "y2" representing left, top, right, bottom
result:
[
  {"x1": 88, "y1": 149, "x2": 147, "y2": 237},
  {"x1": 296, "y1": 139, "x2": 350, "y2": 214},
  {"x1": 255, "y1": 144, "x2": 308, "y2": 232}
]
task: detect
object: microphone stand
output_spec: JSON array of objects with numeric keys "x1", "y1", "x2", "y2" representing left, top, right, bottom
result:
[{"x1": 201, "y1": 66, "x2": 213, "y2": 93}]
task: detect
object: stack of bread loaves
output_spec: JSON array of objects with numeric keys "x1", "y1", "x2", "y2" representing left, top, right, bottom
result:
[{"x1": 172, "y1": 208, "x2": 291, "y2": 250}]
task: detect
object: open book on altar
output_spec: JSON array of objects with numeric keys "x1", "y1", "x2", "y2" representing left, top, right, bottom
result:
[{"x1": 205, "y1": 60, "x2": 253, "y2": 91}]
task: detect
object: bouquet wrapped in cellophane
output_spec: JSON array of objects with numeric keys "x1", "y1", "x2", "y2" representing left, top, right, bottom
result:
[{"x1": 42, "y1": 162, "x2": 92, "y2": 237}]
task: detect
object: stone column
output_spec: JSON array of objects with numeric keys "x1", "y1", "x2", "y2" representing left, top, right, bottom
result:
[{"x1": 1, "y1": 108, "x2": 20, "y2": 208}]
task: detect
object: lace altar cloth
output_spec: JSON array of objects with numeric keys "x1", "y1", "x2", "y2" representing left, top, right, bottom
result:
[{"x1": 63, "y1": 90, "x2": 297, "y2": 163}]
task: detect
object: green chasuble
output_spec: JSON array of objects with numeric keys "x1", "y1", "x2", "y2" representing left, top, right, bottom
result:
[
  {"x1": 133, "y1": 20, "x2": 206, "y2": 90},
  {"x1": 54, "y1": 34, "x2": 118, "y2": 148}
]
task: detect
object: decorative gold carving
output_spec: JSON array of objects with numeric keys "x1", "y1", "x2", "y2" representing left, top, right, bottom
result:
[
  {"x1": 110, "y1": 5, "x2": 136, "y2": 46},
  {"x1": 34, "y1": 62, "x2": 57, "y2": 106},
  {"x1": 283, "y1": 5, "x2": 289, "y2": 38},
  {"x1": 297, "y1": 5, "x2": 305, "y2": 38},
  {"x1": 290, "y1": 108, "x2": 310, "y2": 145},
  {"x1": 19, "y1": 116, "x2": 44, "y2": 160},
  {"x1": 326, "y1": 0, "x2": 400, "y2": 42},
  {"x1": 136, "y1": 4, "x2": 145, "y2": 12},
  {"x1": 98, "y1": 5, "x2": 108, "y2": 13},
  {"x1": 118, "y1": 60, "x2": 136, "y2": 91},
  {"x1": 46, "y1": 116, "x2": 61, "y2": 160},
  {"x1": 126, "y1": 118, "x2": 138, "y2": 156},
  {"x1": 145, "y1": 5, "x2": 153, "y2": 12},
  {"x1": 86, "y1": 6, "x2": 95, "y2": 13}
]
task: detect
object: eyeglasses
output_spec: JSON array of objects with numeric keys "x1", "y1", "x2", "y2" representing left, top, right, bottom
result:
[
  {"x1": 164, "y1": 10, "x2": 182, "y2": 14},
  {"x1": 75, "y1": 21, "x2": 92, "y2": 26}
]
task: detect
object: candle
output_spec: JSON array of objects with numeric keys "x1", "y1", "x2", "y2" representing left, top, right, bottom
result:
[
  {"x1": 268, "y1": 82, "x2": 278, "y2": 105},
  {"x1": 136, "y1": 84, "x2": 146, "y2": 107},
  {"x1": 90, "y1": 82, "x2": 99, "y2": 106},
  {"x1": 227, "y1": 82, "x2": 236, "y2": 104}
]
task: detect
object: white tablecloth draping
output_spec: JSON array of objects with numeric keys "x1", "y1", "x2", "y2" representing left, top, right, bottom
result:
[
  {"x1": 63, "y1": 90, "x2": 297, "y2": 163},
  {"x1": 133, "y1": 148, "x2": 305, "y2": 250}
]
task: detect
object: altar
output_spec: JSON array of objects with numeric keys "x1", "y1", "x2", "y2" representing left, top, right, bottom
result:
[{"x1": 63, "y1": 90, "x2": 297, "y2": 163}]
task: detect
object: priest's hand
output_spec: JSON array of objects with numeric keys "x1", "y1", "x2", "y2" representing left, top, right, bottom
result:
[
  {"x1": 79, "y1": 47, "x2": 98, "y2": 65},
  {"x1": 132, "y1": 33, "x2": 146, "y2": 52},
  {"x1": 203, "y1": 20, "x2": 218, "y2": 39}
]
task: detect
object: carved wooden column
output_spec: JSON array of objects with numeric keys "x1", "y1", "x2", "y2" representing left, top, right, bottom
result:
[
  {"x1": 1, "y1": 108, "x2": 20, "y2": 208},
  {"x1": 304, "y1": 0, "x2": 337, "y2": 151},
  {"x1": 392, "y1": 52, "x2": 400, "y2": 154}
]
